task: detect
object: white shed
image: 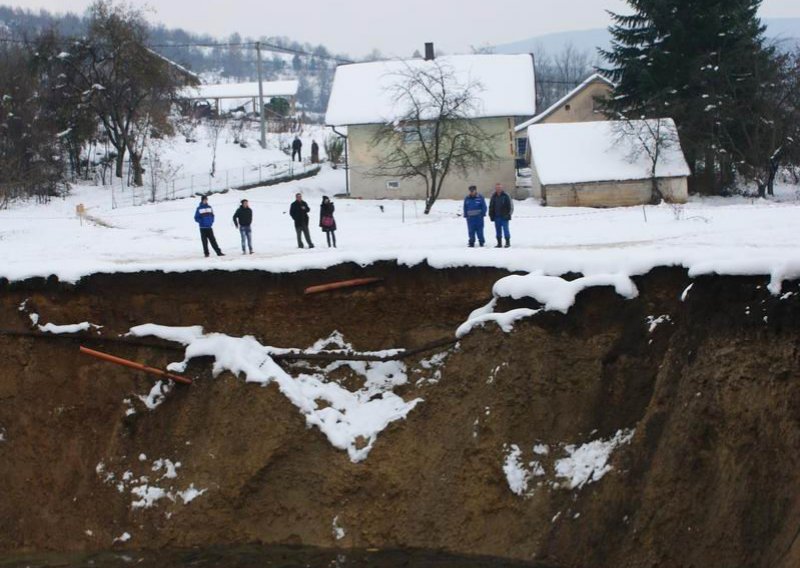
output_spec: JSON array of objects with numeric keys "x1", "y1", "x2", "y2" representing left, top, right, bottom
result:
[{"x1": 527, "y1": 119, "x2": 691, "y2": 207}]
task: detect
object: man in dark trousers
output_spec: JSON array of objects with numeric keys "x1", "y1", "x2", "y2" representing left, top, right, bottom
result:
[
  {"x1": 291, "y1": 136, "x2": 303, "y2": 162},
  {"x1": 194, "y1": 196, "x2": 224, "y2": 257},
  {"x1": 488, "y1": 182, "x2": 513, "y2": 248},
  {"x1": 463, "y1": 185, "x2": 487, "y2": 247},
  {"x1": 232, "y1": 199, "x2": 254, "y2": 255},
  {"x1": 289, "y1": 192, "x2": 314, "y2": 248}
]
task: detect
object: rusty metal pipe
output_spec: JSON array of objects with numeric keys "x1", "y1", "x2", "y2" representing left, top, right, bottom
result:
[
  {"x1": 304, "y1": 277, "x2": 383, "y2": 295},
  {"x1": 79, "y1": 346, "x2": 192, "y2": 385}
]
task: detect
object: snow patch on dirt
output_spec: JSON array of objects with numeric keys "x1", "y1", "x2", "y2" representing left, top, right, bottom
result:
[
  {"x1": 555, "y1": 429, "x2": 635, "y2": 489},
  {"x1": 128, "y1": 326, "x2": 422, "y2": 462}
]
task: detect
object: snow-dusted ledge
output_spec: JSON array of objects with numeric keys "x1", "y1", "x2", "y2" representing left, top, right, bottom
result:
[
  {"x1": 457, "y1": 273, "x2": 638, "y2": 338},
  {"x1": 128, "y1": 325, "x2": 421, "y2": 463},
  {"x1": 492, "y1": 273, "x2": 638, "y2": 313}
]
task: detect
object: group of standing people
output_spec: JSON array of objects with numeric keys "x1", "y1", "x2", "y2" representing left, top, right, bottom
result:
[
  {"x1": 291, "y1": 137, "x2": 320, "y2": 164},
  {"x1": 193, "y1": 181, "x2": 513, "y2": 257},
  {"x1": 463, "y1": 183, "x2": 514, "y2": 248},
  {"x1": 289, "y1": 193, "x2": 338, "y2": 248},
  {"x1": 193, "y1": 193, "x2": 338, "y2": 256}
]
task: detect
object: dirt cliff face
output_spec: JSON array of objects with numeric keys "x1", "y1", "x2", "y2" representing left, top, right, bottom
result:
[{"x1": 0, "y1": 265, "x2": 799, "y2": 568}]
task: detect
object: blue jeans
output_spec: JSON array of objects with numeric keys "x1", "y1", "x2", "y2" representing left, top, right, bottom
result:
[
  {"x1": 494, "y1": 218, "x2": 510, "y2": 240},
  {"x1": 239, "y1": 225, "x2": 252, "y2": 253},
  {"x1": 467, "y1": 217, "x2": 485, "y2": 246}
]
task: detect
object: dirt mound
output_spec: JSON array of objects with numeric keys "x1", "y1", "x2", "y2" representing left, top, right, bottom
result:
[{"x1": 0, "y1": 264, "x2": 799, "y2": 567}]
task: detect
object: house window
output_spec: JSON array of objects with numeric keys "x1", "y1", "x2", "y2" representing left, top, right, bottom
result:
[
  {"x1": 564, "y1": 104, "x2": 572, "y2": 111},
  {"x1": 401, "y1": 123, "x2": 435, "y2": 144},
  {"x1": 386, "y1": 180, "x2": 400, "y2": 189}
]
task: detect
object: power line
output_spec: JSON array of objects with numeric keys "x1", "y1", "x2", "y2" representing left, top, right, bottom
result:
[{"x1": 0, "y1": 36, "x2": 352, "y2": 64}]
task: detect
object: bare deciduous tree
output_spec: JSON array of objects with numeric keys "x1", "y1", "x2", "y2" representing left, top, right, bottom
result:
[
  {"x1": 55, "y1": 1, "x2": 195, "y2": 186},
  {"x1": 615, "y1": 117, "x2": 680, "y2": 205},
  {"x1": 370, "y1": 60, "x2": 500, "y2": 214},
  {"x1": 206, "y1": 118, "x2": 226, "y2": 177}
]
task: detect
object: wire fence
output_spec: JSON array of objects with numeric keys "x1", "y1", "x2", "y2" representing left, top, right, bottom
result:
[{"x1": 108, "y1": 160, "x2": 319, "y2": 208}]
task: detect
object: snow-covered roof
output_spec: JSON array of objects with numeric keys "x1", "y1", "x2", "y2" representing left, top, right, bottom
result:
[
  {"x1": 325, "y1": 54, "x2": 536, "y2": 126},
  {"x1": 179, "y1": 80, "x2": 299, "y2": 100},
  {"x1": 515, "y1": 73, "x2": 614, "y2": 133},
  {"x1": 145, "y1": 47, "x2": 200, "y2": 82},
  {"x1": 528, "y1": 119, "x2": 691, "y2": 186}
]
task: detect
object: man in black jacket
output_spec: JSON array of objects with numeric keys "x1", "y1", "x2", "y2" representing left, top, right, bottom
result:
[
  {"x1": 292, "y1": 136, "x2": 303, "y2": 162},
  {"x1": 289, "y1": 193, "x2": 314, "y2": 248},
  {"x1": 488, "y1": 183, "x2": 514, "y2": 248},
  {"x1": 232, "y1": 199, "x2": 253, "y2": 254}
]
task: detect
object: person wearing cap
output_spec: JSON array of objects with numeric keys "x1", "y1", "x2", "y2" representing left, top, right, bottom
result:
[
  {"x1": 194, "y1": 195, "x2": 224, "y2": 257},
  {"x1": 488, "y1": 183, "x2": 513, "y2": 248},
  {"x1": 463, "y1": 185, "x2": 487, "y2": 247},
  {"x1": 232, "y1": 199, "x2": 254, "y2": 254}
]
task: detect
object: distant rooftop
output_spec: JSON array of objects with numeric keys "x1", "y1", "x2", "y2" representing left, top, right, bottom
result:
[
  {"x1": 326, "y1": 54, "x2": 536, "y2": 126},
  {"x1": 179, "y1": 80, "x2": 299, "y2": 100}
]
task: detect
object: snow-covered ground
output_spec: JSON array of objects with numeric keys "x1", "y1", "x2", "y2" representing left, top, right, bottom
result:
[{"x1": 2, "y1": 166, "x2": 800, "y2": 290}]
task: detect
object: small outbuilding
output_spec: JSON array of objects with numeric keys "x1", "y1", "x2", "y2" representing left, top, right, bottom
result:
[
  {"x1": 527, "y1": 119, "x2": 691, "y2": 207},
  {"x1": 179, "y1": 80, "x2": 299, "y2": 116}
]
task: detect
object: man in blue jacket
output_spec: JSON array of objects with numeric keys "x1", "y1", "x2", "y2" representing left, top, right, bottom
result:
[
  {"x1": 463, "y1": 185, "x2": 487, "y2": 247},
  {"x1": 194, "y1": 196, "x2": 224, "y2": 257}
]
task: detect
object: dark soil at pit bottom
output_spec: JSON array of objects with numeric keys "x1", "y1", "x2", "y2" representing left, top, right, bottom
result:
[
  {"x1": 1, "y1": 263, "x2": 800, "y2": 568},
  {"x1": 0, "y1": 544, "x2": 548, "y2": 568}
]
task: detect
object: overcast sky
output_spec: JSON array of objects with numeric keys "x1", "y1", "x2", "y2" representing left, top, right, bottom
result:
[{"x1": 5, "y1": 0, "x2": 800, "y2": 56}]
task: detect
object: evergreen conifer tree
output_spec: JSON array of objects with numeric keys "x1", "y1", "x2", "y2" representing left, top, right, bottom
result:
[{"x1": 600, "y1": 0, "x2": 775, "y2": 193}]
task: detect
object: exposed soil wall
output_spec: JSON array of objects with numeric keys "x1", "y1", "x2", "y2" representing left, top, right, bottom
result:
[{"x1": 1, "y1": 264, "x2": 799, "y2": 567}]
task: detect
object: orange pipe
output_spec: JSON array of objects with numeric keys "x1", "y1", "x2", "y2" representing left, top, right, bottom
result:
[
  {"x1": 304, "y1": 277, "x2": 384, "y2": 295},
  {"x1": 79, "y1": 346, "x2": 193, "y2": 385}
]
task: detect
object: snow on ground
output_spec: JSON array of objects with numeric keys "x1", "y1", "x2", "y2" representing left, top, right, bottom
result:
[
  {"x1": 503, "y1": 430, "x2": 635, "y2": 497},
  {"x1": 97, "y1": 454, "x2": 206, "y2": 510},
  {"x1": 503, "y1": 444, "x2": 545, "y2": 496},
  {"x1": 554, "y1": 429, "x2": 635, "y2": 489},
  {"x1": 2, "y1": 167, "x2": 800, "y2": 290},
  {"x1": 37, "y1": 321, "x2": 102, "y2": 334}
]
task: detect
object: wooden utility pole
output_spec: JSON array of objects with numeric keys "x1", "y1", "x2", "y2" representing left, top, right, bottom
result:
[{"x1": 256, "y1": 41, "x2": 267, "y2": 149}]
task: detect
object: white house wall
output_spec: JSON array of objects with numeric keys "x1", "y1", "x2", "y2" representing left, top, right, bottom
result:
[
  {"x1": 346, "y1": 117, "x2": 517, "y2": 200},
  {"x1": 543, "y1": 177, "x2": 689, "y2": 207}
]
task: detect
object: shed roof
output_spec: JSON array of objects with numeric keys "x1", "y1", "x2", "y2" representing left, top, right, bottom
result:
[
  {"x1": 179, "y1": 80, "x2": 299, "y2": 100},
  {"x1": 528, "y1": 119, "x2": 691, "y2": 186},
  {"x1": 325, "y1": 54, "x2": 536, "y2": 126}
]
